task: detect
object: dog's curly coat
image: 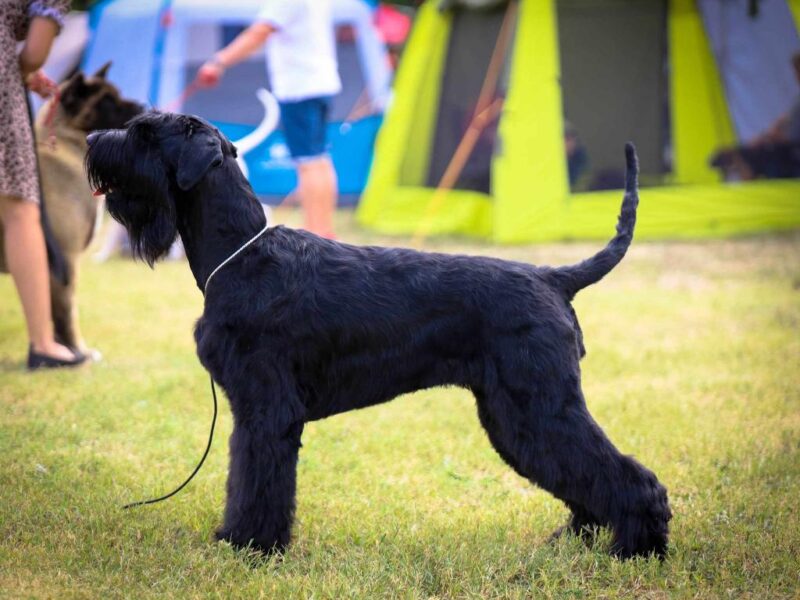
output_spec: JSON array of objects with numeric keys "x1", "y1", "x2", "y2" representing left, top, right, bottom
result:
[{"x1": 86, "y1": 112, "x2": 671, "y2": 559}]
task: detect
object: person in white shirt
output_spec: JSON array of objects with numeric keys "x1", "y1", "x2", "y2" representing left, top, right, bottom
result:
[{"x1": 196, "y1": 0, "x2": 341, "y2": 239}]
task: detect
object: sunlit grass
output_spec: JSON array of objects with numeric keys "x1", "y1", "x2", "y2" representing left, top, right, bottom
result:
[{"x1": 1, "y1": 212, "x2": 798, "y2": 598}]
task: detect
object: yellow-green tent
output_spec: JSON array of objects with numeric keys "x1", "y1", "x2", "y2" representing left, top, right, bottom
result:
[{"x1": 357, "y1": 0, "x2": 800, "y2": 243}]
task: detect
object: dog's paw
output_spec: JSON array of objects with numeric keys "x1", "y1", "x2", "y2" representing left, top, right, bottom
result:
[
  {"x1": 610, "y1": 538, "x2": 669, "y2": 561},
  {"x1": 215, "y1": 528, "x2": 288, "y2": 556},
  {"x1": 609, "y1": 513, "x2": 670, "y2": 560}
]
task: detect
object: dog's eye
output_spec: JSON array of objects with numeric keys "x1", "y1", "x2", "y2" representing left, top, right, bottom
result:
[{"x1": 132, "y1": 123, "x2": 157, "y2": 142}]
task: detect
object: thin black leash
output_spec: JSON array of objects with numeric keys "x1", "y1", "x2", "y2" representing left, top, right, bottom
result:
[
  {"x1": 123, "y1": 376, "x2": 218, "y2": 509},
  {"x1": 122, "y1": 222, "x2": 269, "y2": 510}
]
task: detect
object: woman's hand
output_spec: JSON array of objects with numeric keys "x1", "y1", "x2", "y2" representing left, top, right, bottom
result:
[{"x1": 25, "y1": 69, "x2": 58, "y2": 98}]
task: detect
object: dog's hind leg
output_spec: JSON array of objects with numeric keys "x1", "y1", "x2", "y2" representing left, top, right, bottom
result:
[
  {"x1": 50, "y1": 268, "x2": 82, "y2": 351},
  {"x1": 473, "y1": 383, "x2": 670, "y2": 559},
  {"x1": 475, "y1": 389, "x2": 600, "y2": 540}
]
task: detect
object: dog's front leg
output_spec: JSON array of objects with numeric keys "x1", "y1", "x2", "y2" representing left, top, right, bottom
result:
[
  {"x1": 216, "y1": 419, "x2": 304, "y2": 554},
  {"x1": 196, "y1": 328, "x2": 307, "y2": 554}
]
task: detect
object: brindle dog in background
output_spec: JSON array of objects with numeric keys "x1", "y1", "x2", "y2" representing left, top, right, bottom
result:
[{"x1": 0, "y1": 63, "x2": 142, "y2": 358}]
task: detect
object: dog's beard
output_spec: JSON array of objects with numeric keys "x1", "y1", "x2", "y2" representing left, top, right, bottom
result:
[
  {"x1": 106, "y1": 189, "x2": 177, "y2": 266},
  {"x1": 87, "y1": 136, "x2": 178, "y2": 267}
]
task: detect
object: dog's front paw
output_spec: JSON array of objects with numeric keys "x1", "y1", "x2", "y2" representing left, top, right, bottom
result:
[
  {"x1": 215, "y1": 528, "x2": 288, "y2": 555},
  {"x1": 610, "y1": 533, "x2": 669, "y2": 561}
]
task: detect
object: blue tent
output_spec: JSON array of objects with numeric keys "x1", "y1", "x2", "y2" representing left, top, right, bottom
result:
[{"x1": 83, "y1": 0, "x2": 392, "y2": 203}]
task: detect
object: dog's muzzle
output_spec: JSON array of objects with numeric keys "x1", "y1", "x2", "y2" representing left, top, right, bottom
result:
[{"x1": 86, "y1": 130, "x2": 121, "y2": 196}]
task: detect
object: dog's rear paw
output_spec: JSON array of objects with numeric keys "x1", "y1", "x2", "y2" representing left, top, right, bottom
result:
[
  {"x1": 82, "y1": 347, "x2": 103, "y2": 363},
  {"x1": 610, "y1": 535, "x2": 669, "y2": 561}
]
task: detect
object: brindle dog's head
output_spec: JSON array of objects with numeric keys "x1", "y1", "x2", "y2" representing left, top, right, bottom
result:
[{"x1": 58, "y1": 62, "x2": 143, "y2": 132}]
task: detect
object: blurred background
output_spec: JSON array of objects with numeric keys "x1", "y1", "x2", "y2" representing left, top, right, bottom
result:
[
  {"x1": 36, "y1": 0, "x2": 800, "y2": 242},
  {"x1": 5, "y1": 3, "x2": 800, "y2": 594}
]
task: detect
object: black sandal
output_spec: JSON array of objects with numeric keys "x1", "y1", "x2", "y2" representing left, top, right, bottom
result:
[{"x1": 27, "y1": 346, "x2": 88, "y2": 371}]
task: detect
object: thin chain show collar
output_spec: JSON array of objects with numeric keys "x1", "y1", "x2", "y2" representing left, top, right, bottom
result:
[{"x1": 203, "y1": 222, "x2": 270, "y2": 294}]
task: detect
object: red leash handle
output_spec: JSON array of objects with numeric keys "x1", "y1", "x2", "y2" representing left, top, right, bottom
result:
[{"x1": 162, "y1": 81, "x2": 202, "y2": 113}]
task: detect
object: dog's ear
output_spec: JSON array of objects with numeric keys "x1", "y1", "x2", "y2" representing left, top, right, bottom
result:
[
  {"x1": 62, "y1": 71, "x2": 85, "y2": 95},
  {"x1": 176, "y1": 129, "x2": 224, "y2": 191},
  {"x1": 227, "y1": 138, "x2": 238, "y2": 158},
  {"x1": 65, "y1": 71, "x2": 85, "y2": 86},
  {"x1": 93, "y1": 61, "x2": 112, "y2": 80},
  {"x1": 60, "y1": 72, "x2": 88, "y2": 115}
]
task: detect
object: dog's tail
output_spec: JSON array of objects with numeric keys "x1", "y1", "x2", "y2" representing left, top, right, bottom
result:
[{"x1": 549, "y1": 143, "x2": 639, "y2": 298}]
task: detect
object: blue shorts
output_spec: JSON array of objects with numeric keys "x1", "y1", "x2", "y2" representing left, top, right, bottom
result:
[{"x1": 278, "y1": 97, "x2": 331, "y2": 161}]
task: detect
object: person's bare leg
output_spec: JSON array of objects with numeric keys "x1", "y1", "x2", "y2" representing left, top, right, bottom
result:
[
  {"x1": 0, "y1": 196, "x2": 76, "y2": 360},
  {"x1": 297, "y1": 157, "x2": 337, "y2": 238},
  {"x1": 295, "y1": 165, "x2": 315, "y2": 233}
]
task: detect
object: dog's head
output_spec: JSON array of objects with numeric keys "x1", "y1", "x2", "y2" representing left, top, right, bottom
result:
[
  {"x1": 86, "y1": 112, "x2": 238, "y2": 265},
  {"x1": 59, "y1": 62, "x2": 143, "y2": 132}
]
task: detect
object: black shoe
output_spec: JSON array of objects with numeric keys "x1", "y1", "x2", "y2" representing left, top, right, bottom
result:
[{"x1": 27, "y1": 346, "x2": 88, "y2": 371}]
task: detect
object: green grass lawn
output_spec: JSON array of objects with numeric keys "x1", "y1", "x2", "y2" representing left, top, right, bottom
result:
[{"x1": 1, "y1": 210, "x2": 799, "y2": 599}]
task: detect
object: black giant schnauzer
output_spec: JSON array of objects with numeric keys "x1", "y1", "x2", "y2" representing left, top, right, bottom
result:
[{"x1": 86, "y1": 112, "x2": 671, "y2": 559}]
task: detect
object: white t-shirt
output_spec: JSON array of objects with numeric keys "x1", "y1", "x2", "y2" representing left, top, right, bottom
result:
[{"x1": 257, "y1": 0, "x2": 342, "y2": 102}]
